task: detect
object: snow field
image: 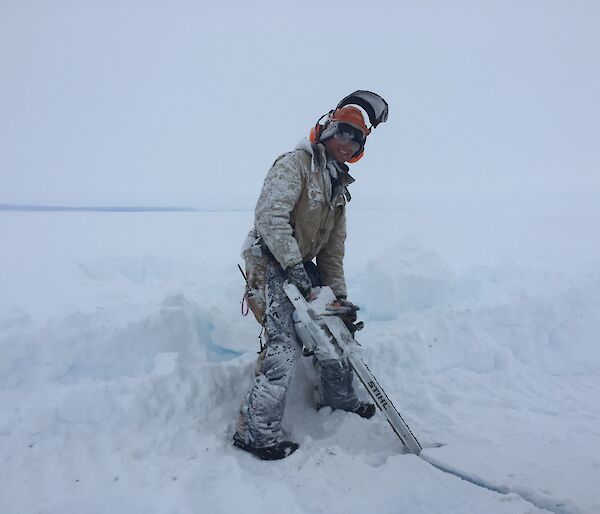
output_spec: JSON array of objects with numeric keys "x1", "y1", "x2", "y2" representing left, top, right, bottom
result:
[{"x1": 1, "y1": 209, "x2": 600, "y2": 513}]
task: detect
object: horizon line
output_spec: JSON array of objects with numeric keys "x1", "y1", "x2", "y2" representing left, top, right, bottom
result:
[{"x1": 0, "y1": 203, "x2": 250, "y2": 213}]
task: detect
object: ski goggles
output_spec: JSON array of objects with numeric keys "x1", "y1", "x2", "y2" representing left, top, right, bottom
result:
[{"x1": 332, "y1": 123, "x2": 365, "y2": 151}]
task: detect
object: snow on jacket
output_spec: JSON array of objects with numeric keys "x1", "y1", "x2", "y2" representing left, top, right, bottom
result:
[{"x1": 242, "y1": 138, "x2": 354, "y2": 300}]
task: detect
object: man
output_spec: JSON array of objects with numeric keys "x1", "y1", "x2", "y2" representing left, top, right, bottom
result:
[{"x1": 234, "y1": 91, "x2": 389, "y2": 460}]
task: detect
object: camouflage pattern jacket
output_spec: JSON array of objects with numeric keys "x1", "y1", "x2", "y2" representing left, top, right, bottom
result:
[{"x1": 242, "y1": 139, "x2": 354, "y2": 306}]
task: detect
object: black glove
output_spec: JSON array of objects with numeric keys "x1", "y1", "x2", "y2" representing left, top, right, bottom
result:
[
  {"x1": 326, "y1": 297, "x2": 359, "y2": 320},
  {"x1": 286, "y1": 263, "x2": 312, "y2": 298},
  {"x1": 326, "y1": 298, "x2": 364, "y2": 334}
]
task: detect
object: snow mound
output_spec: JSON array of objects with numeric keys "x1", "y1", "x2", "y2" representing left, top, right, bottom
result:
[
  {"x1": 1, "y1": 213, "x2": 600, "y2": 514},
  {"x1": 353, "y1": 237, "x2": 457, "y2": 318},
  {"x1": 352, "y1": 238, "x2": 600, "y2": 376}
]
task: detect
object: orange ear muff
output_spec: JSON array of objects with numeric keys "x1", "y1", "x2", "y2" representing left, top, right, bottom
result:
[
  {"x1": 309, "y1": 123, "x2": 322, "y2": 144},
  {"x1": 309, "y1": 111, "x2": 333, "y2": 144},
  {"x1": 347, "y1": 149, "x2": 364, "y2": 163}
]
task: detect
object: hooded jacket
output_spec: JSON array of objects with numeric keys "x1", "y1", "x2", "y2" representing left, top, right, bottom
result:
[{"x1": 242, "y1": 139, "x2": 353, "y2": 299}]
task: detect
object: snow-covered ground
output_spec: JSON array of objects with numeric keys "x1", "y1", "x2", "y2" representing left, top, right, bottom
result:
[{"x1": 1, "y1": 203, "x2": 600, "y2": 514}]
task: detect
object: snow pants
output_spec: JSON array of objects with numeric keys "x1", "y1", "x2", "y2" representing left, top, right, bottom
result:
[{"x1": 235, "y1": 258, "x2": 360, "y2": 448}]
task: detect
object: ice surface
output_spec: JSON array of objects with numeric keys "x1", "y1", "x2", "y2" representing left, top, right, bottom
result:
[{"x1": 1, "y1": 207, "x2": 599, "y2": 513}]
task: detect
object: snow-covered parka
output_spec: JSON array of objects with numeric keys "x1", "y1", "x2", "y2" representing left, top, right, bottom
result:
[{"x1": 242, "y1": 139, "x2": 354, "y2": 312}]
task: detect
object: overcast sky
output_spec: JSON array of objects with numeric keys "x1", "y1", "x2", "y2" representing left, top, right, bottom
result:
[{"x1": 1, "y1": 1, "x2": 599, "y2": 208}]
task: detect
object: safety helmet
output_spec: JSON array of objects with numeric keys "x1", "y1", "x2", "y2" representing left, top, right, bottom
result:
[
  {"x1": 329, "y1": 106, "x2": 370, "y2": 138},
  {"x1": 309, "y1": 90, "x2": 388, "y2": 163}
]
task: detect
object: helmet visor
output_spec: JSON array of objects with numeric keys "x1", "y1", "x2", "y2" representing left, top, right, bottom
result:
[{"x1": 336, "y1": 90, "x2": 389, "y2": 128}]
